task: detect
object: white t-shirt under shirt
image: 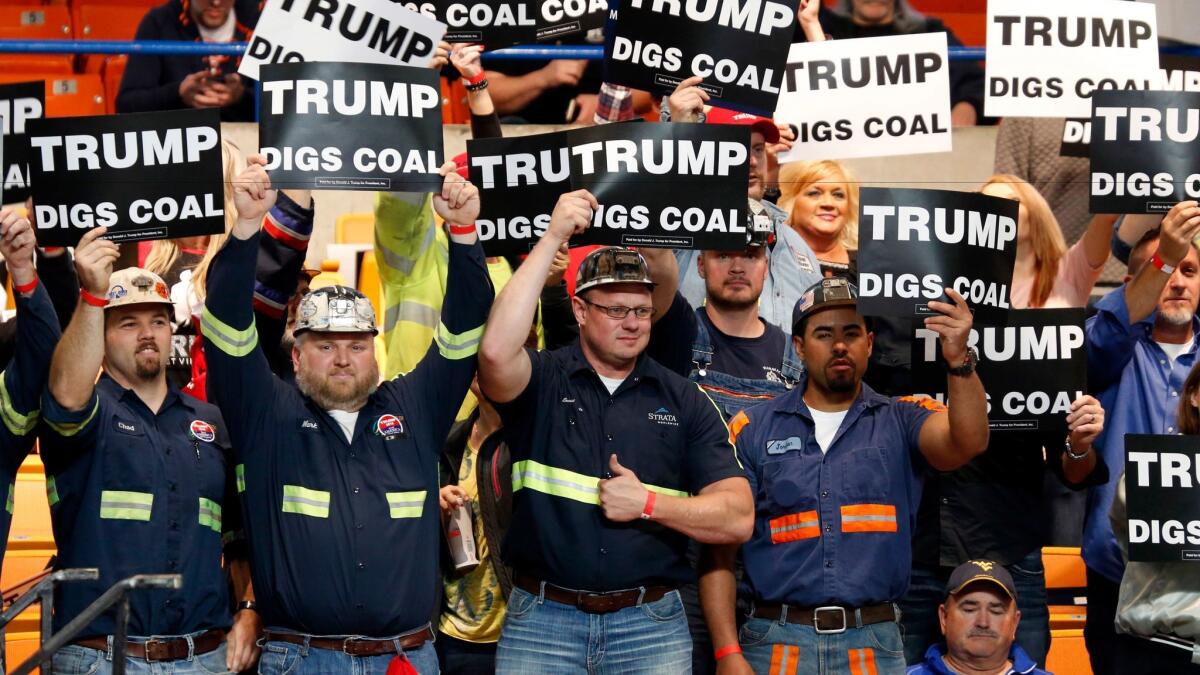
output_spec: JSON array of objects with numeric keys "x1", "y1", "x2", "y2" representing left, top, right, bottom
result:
[
  {"x1": 597, "y1": 374, "x2": 625, "y2": 395},
  {"x1": 1158, "y1": 338, "x2": 1195, "y2": 367},
  {"x1": 809, "y1": 408, "x2": 848, "y2": 454},
  {"x1": 328, "y1": 410, "x2": 358, "y2": 443}
]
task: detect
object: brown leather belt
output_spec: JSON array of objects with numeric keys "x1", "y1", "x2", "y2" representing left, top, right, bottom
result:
[
  {"x1": 515, "y1": 573, "x2": 675, "y2": 614},
  {"x1": 751, "y1": 602, "x2": 898, "y2": 633},
  {"x1": 263, "y1": 626, "x2": 433, "y2": 657},
  {"x1": 75, "y1": 628, "x2": 225, "y2": 662}
]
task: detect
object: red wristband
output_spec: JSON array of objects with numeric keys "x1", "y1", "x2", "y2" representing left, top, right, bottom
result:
[
  {"x1": 1152, "y1": 251, "x2": 1177, "y2": 275},
  {"x1": 465, "y1": 71, "x2": 486, "y2": 85},
  {"x1": 448, "y1": 223, "x2": 477, "y2": 236},
  {"x1": 13, "y1": 275, "x2": 38, "y2": 295},
  {"x1": 714, "y1": 644, "x2": 742, "y2": 660},
  {"x1": 640, "y1": 490, "x2": 656, "y2": 520},
  {"x1": 80, "y1": 288, "x2": 108, "y2": 308}
]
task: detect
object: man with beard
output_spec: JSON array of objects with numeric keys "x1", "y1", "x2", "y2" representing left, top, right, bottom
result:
[
  {"x1": 200, "y1": 156, "x2": 492, "y2": 674},
  {"x1": 699, "y1": 277, "x2": 989, "y2": 675},
  {"x1": 41, "y1": 230, "x2": 258, "y2": 674},
  {"x1": 1081, "y1": 200, "x2": 1200, "y2": 674}
]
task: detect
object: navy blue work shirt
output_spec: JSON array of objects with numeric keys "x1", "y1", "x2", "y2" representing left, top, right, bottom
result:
[
  {"x1": 496, "y1": 343, "x2": 744, "y2": 591},
  {"x1": 40, "y1": 376, "x2": 241, "y2": 638}
]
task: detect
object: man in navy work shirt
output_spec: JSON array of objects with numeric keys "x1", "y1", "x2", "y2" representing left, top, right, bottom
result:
[
  {"x1": 701, "y1": 278, "x2": 989, "y2": 675},
  {"x1": 201, "y1": 155, "x2": 492, "y2": 675},
  {"x1": 1082, "y1": 201, "x2": 1200, "y2": 674},
  {"x1": 479, "y1": 190, "x2": 754, "y2": 674},
  {"x1": 42, "y1": 230, "x2": 256, "y2": 675}
]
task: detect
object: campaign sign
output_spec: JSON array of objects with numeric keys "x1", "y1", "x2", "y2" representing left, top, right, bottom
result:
[
  {"x1": 911, "y1": 308, "x2": 1086, "y2": 434},
  {"x1": 856, "y1": 188, "x2": 1018, "y2": 320},
  {"x1": 259, "y1": 61, "x2": 444, "y2": 192},
  {"x1": 602, "y1": 0, "x2": 797, "y2": 115},
  {"x1": 1088, "y1": 90, "x2": 1200, "y2": 214},
  {"x1": 1125, "y1": 434, "x2": 1200, "y2": 562},
  {"x1": 985, "y1": 0, "x2": 1160, "y2": 118},
  {"x1": 239, "y1": 0, "x2": 447, "y2": 81},
  {"x1": 439, "y1": 0, "x2": 606, "y2": 47},
  {"x1": 28, "y1": 109, "x2": 224, "y2": 247},
  {"x1": 1061, "y1": 54, "x2": 1200, "y2": 157},
  {"x1": 468, "y1": 131, "x2": 570, "y2": 256},
  {"x1": 775, "y1": 33, "x2": 951, "y2": 162},
  {"x1": 0, "y1": 82, "x2": 43, "y2": 205}
]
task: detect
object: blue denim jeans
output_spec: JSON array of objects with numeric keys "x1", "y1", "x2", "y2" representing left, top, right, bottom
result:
[
  {"x1": 51, "y1": 637, "x2": 229, "y2": 675},
  {"x1": 740, "y1": 615, "x2": 906, "y2": 675},
  {"x1": 496, "y1": 586, "x2": 692, "y2": 674},
  {"x1": 256, "y1": 636, "x2": 438, "y2": 675},
  {"x1": 897, "y1": 550, "x2": 1050, "y2": 666}
]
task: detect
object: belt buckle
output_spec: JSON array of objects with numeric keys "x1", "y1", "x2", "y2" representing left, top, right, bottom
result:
[
  {"x1": 812, "y1": 606, "x2": 847, "y2": 634},
  {"x1": 141, "y1": 638, "x2": 167, "y2": 662},
  {"x1": 341, "y1": 637, "x2": 362, "y2": 655}
]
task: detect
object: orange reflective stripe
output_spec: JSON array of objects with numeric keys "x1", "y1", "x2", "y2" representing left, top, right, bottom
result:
[
  {"x1": 769, "y1": 510, "x2": 820, "y2": 544},
  {"x1": 848, "y1": 647, "x2": 877, "y2": 675},
  {"x1": 728, "y1": 410, "x2": 750, "y2": 446},
  {"x1": 897, "y1": 395, "x2": 948, "y2": 413},
  {"x1": 768, "y1": 644, "x2": 800, "y2": 675},
  {"x1": 840, "y1": 504, "x2": 898, "y2": 533}
]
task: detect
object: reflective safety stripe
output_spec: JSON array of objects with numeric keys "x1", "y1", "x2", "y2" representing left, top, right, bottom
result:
[
  {"x1": 840, "y1": 504, "x2": 898, "y2": 533},
  {"x1": 99, "y1": 490, "x2": 154, "y2": 521},
  {"x1": 200, "y1": 307, "x2": 259, "y2": 358},
  {"x1": 769, "y1": 510, "x2": 820, "y2": 544},
  {"x1": 375, "y1": 216, "x2": 435, "y2": 277},
  {"x1": 848, "y1": 648, "x2": 877, "y2": 675},
  {"x1": 769, "y1": 644, "x2": 799, "y2": 675},
  {"x1": 727, "y1": 410, "x2": 750, "y2": 447},
  {"x1": 282, "y1": 485, "x2": 330, "y2": 518},
  {"x1": 45, "y1": 397, "x2": 99, "y2": 437},
  {"x1": 46, "y1": 476, "x2": 59, "y2": 507},
  {"x1": 383, "y1": 300, "x2": 439, "y2": 335},
  {"x1": 386, "y1": 490, "x2": 427, "y2": 518},
  {"x1": 235, "y1": 464, "x2": 245, "y2": 494},
  {"x1": 0, "y1": 374, "x2": 38, "y2": 437},
  {"x1": 435, "y1": 322, "x2": 484, "y2": 360},
  {"x1": 198, "y1": 497, "x2": 222, "y2": 533},
  {"x1": 512, "y1": 459, "x2": 688, "y2": 506},
  {"x1": 5, "y1": 482, "x2": 12, "y2": 515}
]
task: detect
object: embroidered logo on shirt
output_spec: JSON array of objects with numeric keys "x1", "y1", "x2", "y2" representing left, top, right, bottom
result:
[
  {"x1": 300, "y1": 419, "x2": 320, "y2": 430},
  {"x1": 648, "y1": 407, "x2": 679, "y2": 426},
  {"x1": 767, "y1": 436, "x2": 804, "y2": 455},
  {"x1": 189, "y1": 420, "x2": 216, "y2": 443},
  {"x1": 375, "y1": 414, "x2": 406, "y2": 438}
]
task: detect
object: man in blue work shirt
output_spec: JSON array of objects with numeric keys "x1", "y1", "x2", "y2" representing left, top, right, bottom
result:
[
  {"x1": 479, "y1": 190, "x2": 754, "y2": 674},
  {"x1": 42, "y1": 230, "x2": 257, "y2": 674},
  {"x1": 201, "y1": 155, "x2": 491, "y2": 675},
  {"x1": 701, "y1": 278, "x2": 990, "y2": 675},
  {"x1": 1082, "y1": 200, "x2": 1200, "y2": 675}
]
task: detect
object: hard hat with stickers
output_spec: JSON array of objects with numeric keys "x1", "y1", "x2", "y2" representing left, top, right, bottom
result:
[{"x1": 294, "y1": 286, "x2": 378, "y2": 336}]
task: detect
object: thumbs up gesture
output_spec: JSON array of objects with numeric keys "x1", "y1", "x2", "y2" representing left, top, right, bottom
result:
[{"x1": 598, "y1": 454, "x2": 649, "y2": 522}]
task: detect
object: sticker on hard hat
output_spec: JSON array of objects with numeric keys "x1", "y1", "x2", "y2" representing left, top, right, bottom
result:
[
  {"x1": 108, "y1": 285, "x2": 127, "y2": 301},
  {"x1": 189, "y1": 420, "x2": 216, "y2": 443},
  {"x1": 328, "y1": 297, "x2": 357, "y2": 328},
  {"x1": 375, "y1": 414, "x2": 406, "y2": 439}
]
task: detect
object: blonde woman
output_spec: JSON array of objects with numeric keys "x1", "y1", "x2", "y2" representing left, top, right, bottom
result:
[
  {"x1": 781, "y1": 159, "x2": 859, "y2": 279},
  {"x1": 980, "y1": 174, "x2": 1112, "y2": 309}
]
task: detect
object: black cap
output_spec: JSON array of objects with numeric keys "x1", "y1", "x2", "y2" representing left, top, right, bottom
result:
[
  {"x1": 791, "y1": 277, "x2": 858, "y2": 334},
  {"x1": 945, "y1": 560, "x2": 1017, "y2": 601}
]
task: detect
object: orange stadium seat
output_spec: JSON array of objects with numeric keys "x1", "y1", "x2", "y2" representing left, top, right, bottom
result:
[
  {"x1": 99, "y1": 54, "x2": 127, "y2": 113},
  {"x1": 3, "y1": 455, "x2": 56, "y2": 671},
  {"x1": 358, "y1": 250, "x2": 383, "y2": 327},
  {"x1": 0, "y1": 4, "x2": 73, "y2": 71},
  {"x1": 74, "y1": 1, "x2": 151, "y2": 71},
  {"x1": 335, "y1": 212, "x2": 376, "y2": 245},
  {"x1": 0, "y1": 73, "x2": 105, "y2": 117}
]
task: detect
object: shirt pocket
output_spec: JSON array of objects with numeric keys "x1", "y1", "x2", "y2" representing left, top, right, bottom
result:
[
  {"x1": 759, "y1": 454, "x2": 819, "y2": 515},
  {"x1": 835, "y1": 446, "x2": 898, "y2": 536}
]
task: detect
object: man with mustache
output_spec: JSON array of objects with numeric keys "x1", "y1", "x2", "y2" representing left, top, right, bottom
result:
[
  {"x1": 1080, "y1": 200, "x2": 1200, "y2": 675},
  {"x1": 700, "y1": 277, "x2": 989, "y2": 675},
  {"x1": 42, "y1": 230, "x2": 258, "y2": 674},
  {"x1": 907, "y1": 560, "x2": 1049, "y2": 675},
  {"x1": 200, "y1": 156, "x2": 492, "y2": 674}
]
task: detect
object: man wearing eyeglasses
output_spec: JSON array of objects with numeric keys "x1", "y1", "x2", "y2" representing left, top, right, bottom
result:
[{"x1": 479, "y1": 189, "x2": 755, "y2": 674}]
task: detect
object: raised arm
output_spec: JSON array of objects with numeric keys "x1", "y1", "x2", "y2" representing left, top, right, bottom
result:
[
  {"x1": 1124, "y1": 201, "x2": 1200, "y2": 324},
  {"x1": 1079, "y1": 213, "x2": 1117, "y2": 269},
  {"x1": 916, "y1": 288, "x2": 989, "y2": 471},
  {"x1": 797, "y1": 0, "x2": 825, "y2": 42},
  {"x1": 636, "y1": 246, "x2": 680, "y2": 323},
  {"x1": 450, "y1": 44, "x2": 502, "y2": 139},
  {"x1": 479, "y1": 190, "x2": 596, "y2": 403}
]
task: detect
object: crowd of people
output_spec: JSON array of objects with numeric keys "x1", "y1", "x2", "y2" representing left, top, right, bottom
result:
[{"x1": 0, "y1": 0, "x2": 1197, "y2": 674}]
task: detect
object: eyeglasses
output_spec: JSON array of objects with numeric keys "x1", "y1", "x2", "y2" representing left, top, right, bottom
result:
[{"x1": 582, "y1": 298, "x2": 655, "y2": 320}]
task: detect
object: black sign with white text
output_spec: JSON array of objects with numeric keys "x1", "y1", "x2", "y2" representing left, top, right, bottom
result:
[
  {"x1": 259, "y1": 61, "x2": 444, "y2": 192},
  {"x1": 1089, "y1": 89, "x2": 1200, "y2": 214},
  {"x1": 438, "y1": 0, "x2": 605, "y2": 47},
  {"x1": 28, "y1": 108, "x2": 224, "y2": 247},
  {"x1": 1125, "y1": 434, "x2": 1200, "y2": 563},
  {"x1": 911, "y1": 308, "x2": 1086, "y2": 434},
  {"x1": 469, "y1": 123, "x2": 751, "y2": 254},
  {"x1": 1, "y1": 81, "x2": 44, "y2": 205},
  {"x1": 856, "y1": 188, "x2": 1018, "y2": 320},
  {"x1": 603, "y1": 0, "x2": 797, "y2": 115}
]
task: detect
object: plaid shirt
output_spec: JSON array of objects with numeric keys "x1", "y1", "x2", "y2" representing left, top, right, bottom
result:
[{"x1": 593, "y1": 83, "x2": 636, "y2": 124}]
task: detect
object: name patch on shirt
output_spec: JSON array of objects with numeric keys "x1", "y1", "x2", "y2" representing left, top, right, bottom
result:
[
  {"x1": 299, "y1": 418, "x2": 320, "y2": 432},
  {"x1": 375, "y1": 414, "x2": 407, "y2": 439},
  {"x1": 113, "y1": 418, "x2": 142, "y2": 435},
  {"x1": 189, "y1": 419, "x2": 216, "y2": 443},
  {"x1": 767, "y1": 436, "x2": 803, "y2": 456}
]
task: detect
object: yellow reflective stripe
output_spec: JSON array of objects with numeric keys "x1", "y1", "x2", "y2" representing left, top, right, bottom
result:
[
  {"x1": 46, "y1": 476, "x2": 59, "y2": 507},
  {"x1": 99, "y1": 490, "x2": 154, "y2": 521},
  {"x1": 435, "y1": 322, "x2": 484, "y2": 360},
  {"x1": 696, "y1": 383, "x2": 743, "y2": 470},
  {"x1": 5, "y1": 482, "x2": 12, "y2": 515},
  {"x1": 46, "y1": 397, "x2": 99, "y2": 437},
  {"x1": 386, "y1": 490, "x2": 427, "y2": 518},
  {"x1": 198, "y1": 497, "x2": 222, "y2": 533},
  {"x1": 199, "y1": 307, "x2": 258, "y2": 358},
  {"x1": 512, "y1": 460, "x2": 689, "y2": 505},
  {"x1": 0, "y1": 374, "x2": 38, "y2": 436},
  {"x1": 282, "y1": 485, "x2": 330, "y2": 518},
  {"x1": 235, "y1": 464, "x2": 245, "y2": 494}
]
